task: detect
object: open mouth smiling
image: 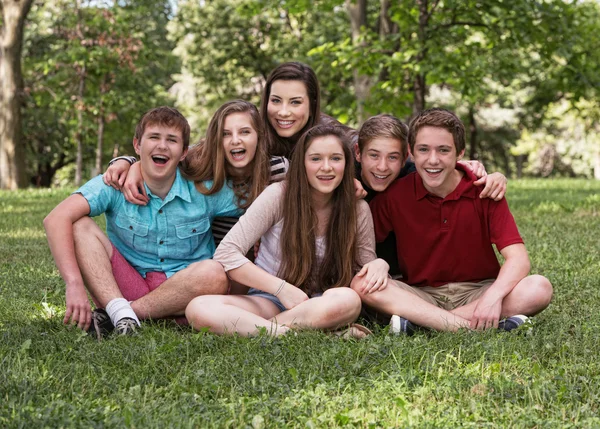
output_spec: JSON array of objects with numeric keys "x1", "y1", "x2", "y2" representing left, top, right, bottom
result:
[
  {"x1": 231, "y1": 148, "x2": 246, "y2": 161},
  {"x1": 152, "y1": 155, "x2": 169, "y2": 165}
]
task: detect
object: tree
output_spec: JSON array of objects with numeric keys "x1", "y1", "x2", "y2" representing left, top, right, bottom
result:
[{"x1": 0, "y1": 0, "x2": 33, "y2": 189}]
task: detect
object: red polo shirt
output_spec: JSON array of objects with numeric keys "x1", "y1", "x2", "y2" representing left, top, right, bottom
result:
[{"x1": 369, "y1": 164, "x2": 523, "y2": 287}]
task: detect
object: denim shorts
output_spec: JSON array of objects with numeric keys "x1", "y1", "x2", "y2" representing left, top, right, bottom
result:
[{"x1": 247, "y1": 288, "x2": 286, "y2": 312}]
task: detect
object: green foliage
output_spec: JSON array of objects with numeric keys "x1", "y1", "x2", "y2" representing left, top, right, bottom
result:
[
  {"x1": 1, "y1": 180, "x2": 600, "y2": 427},
  {"x1": 22, "y1": 0, "x2": 178, "y2": 187}
]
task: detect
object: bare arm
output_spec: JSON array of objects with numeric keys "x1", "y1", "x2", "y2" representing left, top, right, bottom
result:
[
  {"x1": 43, "y1": 194, "x2": 94, "y2": 330},
  {"x1": 103, "y1": 159, "x2": 148, "y2": 205},
  {"x1": 470, "y1": 243, "x2": 530, "y2": 330}
]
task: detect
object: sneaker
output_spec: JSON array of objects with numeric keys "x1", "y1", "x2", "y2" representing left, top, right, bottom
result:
[
  {"x1": 498, "y1": 315, "x2": 530, "y2": 332},
  {"x1": 114, "y1": 317, "x2": 139, "y2": 336},
  {"x1": 87, "y1": 309, "x2": 114, "y2": 341},
  {"x1": 389, "y1": 314, "x2": 416, "y2": 336}
]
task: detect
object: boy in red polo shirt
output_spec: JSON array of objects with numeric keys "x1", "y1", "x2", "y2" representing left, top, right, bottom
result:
[{"x1": 354, "y1": 108, "x2": 553, "y2": 333}]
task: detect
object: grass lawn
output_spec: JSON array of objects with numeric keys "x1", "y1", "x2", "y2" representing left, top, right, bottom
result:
[{"x1": 1, "y1": 179, "x2": 599, "y2": 428}]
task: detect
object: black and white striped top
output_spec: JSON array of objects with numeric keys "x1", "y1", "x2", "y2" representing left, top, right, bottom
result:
[{"x1": 212, "y1": 156, "x2": 289, "y2": 246}]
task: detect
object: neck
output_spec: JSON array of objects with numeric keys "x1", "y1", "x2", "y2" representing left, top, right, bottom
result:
[
  {"x1": 311, "y1": 190, "x2": 333, "y2": 211},
  {"x1": 144, "y1": 173, "x2": 177, "y2": 200},
  {"x1": 425, "y1": 169, "x2": 463, "y2": 198}
]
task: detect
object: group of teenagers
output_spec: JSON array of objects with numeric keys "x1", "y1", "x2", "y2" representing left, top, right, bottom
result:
[{"x1": 44, "y1": 62, "x2": 553, "y2": 340}]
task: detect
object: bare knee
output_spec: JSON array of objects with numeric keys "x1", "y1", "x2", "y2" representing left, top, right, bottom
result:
[
  {"x1": 185, "y1": 294, "x2": 229, "y2": 329},
  {"x1": 323, "y1": 288, "x2": 362, "y2": 321},
  {"x1": 186, "y1": 260, "x2": 228, "y2": 295},
  {"x1": 528, "y1": 274, "x2": 553, "y2": 310}
]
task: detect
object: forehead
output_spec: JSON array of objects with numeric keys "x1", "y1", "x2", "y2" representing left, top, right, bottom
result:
[
  {"x1": 270, "y1": 79, "x2": 308, "y2": 98},
  {"x1": 362, "y1": 137, "x2": 402, "y2": 154},
  {"x1": 224, "y1": 112, "x2": 253, "y2": 128},
  {"x1": 142, "y1": 123, "x2": 183, "y2": 139},
  {"x1": 306, "y1": 135, "x2": 344, "y2": 153},
  {"x1": 415, "y1": 126, "x2": 455, "y2": 147}
]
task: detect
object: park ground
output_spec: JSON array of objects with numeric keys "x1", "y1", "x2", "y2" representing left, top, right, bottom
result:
[{"x1": 1, "y1": 179, "x2": 599, "y2": 428}]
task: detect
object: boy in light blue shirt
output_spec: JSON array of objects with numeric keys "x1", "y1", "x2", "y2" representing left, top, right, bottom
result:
[{"x1": 44, "y1": 107, "x2": 241, "y2": 338}]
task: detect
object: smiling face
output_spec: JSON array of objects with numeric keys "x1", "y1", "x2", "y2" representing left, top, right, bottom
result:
[
  {"x1": 355, "y1": 137, "x2": 405, "y2": 192},
  {"x1": 133, "y1": 124, "x2": 187, "y2": 185},
  {"x1": 304, "y1": 135, "x2": 346, "y2": 199},
  {"x1": 412, "y1": 126, "x2": 465, "y2": 198},
  {"x1": 222, "y1": 112, "x2": 258, "y2": 177},
  {"x1": 267, "y1": 80, "x2": 311, "y2": 138}
]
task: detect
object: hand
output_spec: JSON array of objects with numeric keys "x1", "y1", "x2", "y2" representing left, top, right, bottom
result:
[
  {"x1": 354, "y1": 258, "x2": 389, "y2": 294},
  {"x1": 475, "y1": 172, "x2": 507, "y2": 201},
  {"x1": 460, "y1": 160, "x2": 487, "y2": 178},
  {"x1": 103, "y1": 160, "x2": 132, "y2": 190},
  {"x1": 277, "y1": 282, "x2": 309, "y2": 310},
  {"x1": 122, "y1": 162, "x2": 149, "y2": 205},
  {"x1": 64, "y1": 284, "x2": 92, "y2": 331},
  {"x1": 253, "y1": 240, "x2": 261, "y2": 259},
  {"x1": 470, "y1": 291, "x2": 503, "y2": 330},
  {"x1": 353, "y1": 178, "x2": 367, "y2": 200}
]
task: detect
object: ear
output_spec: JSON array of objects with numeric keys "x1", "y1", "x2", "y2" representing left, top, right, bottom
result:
[
  {"x1": 354, "y1": 142, "x2": 362, "y2": 163},
  {"x1": 180, "y1": 147, "x2": 188, "y2": 162},
  {"x1": 133, "y1": 138, "x2": 141, "y2": 156},
  {"x1": 457, "y1": 148, "x2": 465, "y2": 161}
]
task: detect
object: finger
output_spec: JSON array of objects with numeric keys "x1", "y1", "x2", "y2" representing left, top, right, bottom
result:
[
  {"x1": 356, "y1": 265, "x2": 367, "y2": 277},
  {"x1": 369, "y1": 277, "x2": 384, "y2": 293},
  {"x1": 140, "y1": 186, "x2": 149, "y2": 200},
  {"x1": 84, "y1": 309, "x2": 92, "y2": 331},
  {"x1": 70, "y1": 308, "x2": 80, "y2": 326},
  {"x1": 118, "y1": 173, "x2": 126, "y2": 189},
  {"x1": 63, "y1": 307, "x2": 73, "y2": 325},
  {"x1": 77, "y1": 310, "x2": 87, "y2": 330}
]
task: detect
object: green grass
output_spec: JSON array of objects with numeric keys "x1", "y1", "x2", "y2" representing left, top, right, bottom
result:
[{"x1": 1, "y1": 179, "x2": 599, "y2": 428}]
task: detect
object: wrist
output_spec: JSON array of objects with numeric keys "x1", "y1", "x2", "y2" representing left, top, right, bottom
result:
[{"x1": 108, "y1": 156, "x2": 137, "y2": 167}]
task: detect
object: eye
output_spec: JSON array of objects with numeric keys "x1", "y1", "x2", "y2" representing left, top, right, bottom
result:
[
  {"x1": 223, "y1": 131, "x2": 231, "y2": 137},
  {"x1": 310, "y1": 156, "x2": 321, "y2": 162},
  {"x1": 440, "y1": 148, "x2": 450, "y2": 154},
  {"x1": 369, "y1": 154, "x2": 378, "y2": 159},
  {"x1": 389, "y1": 156, "x2": 399, "y2": 161},
  {"x1": 291, "y1": 100, "x2": 302, "y2": 105},
  {"x1": 418, "y1": 147, "x2": 427, "y2": 152},
  {"x1": 241, "y1": 130, "x2": 251, "y2": 135},
  {"x1": 332, "y1": 156, "x2": 343, "y2": 162},
  {"x1": 270, "y1": 98, "x2": 280, "y2": 104}
]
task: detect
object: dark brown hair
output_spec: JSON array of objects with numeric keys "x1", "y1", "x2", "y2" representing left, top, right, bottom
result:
[
  {"x1": 134, "y1": 106, "x2": 191, "y2": 150},
  {"x1": 408, "y1": 108, "x2": 466, "y2": 154},
  {"x1": 260, "y1": 62, "x2": 321, "y2": 158},
  {"x1": 181, "y1": 100, "x2": 269, "y2": 209},
  {"x1": 278, "y1": 124, "x2": 357, "y2": 295},
  {"x1": 358, "y1": 114, "x2": 408, "y2": 161}
]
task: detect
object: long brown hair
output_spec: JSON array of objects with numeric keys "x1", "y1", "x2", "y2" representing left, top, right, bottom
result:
[
  {"x1": 181, "y1": 100, "x2": 270, "y2": 209},
  {"x1": 278, "y1": 124, "x2": 357, "y2": 295},
  {"x1": 260, "y1": 62, "x2": 321, "y2": 158}
]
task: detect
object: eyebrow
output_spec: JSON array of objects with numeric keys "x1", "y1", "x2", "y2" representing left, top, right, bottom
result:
[
  {"x1": 367, "y1": 149, "x2": 401, "y2": 155},
  {"x1": 307, "y1": 152, "x2": 344, "y2": 156},
  {"x1": 270, "y1": 94, "x2": 305, "y2": 100}
]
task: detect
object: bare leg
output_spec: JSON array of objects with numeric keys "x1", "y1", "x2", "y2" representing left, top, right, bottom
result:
[
  {"x1": 131, "y1": 259, "x2": 228, "y2": 319},
  {"x1": 351, "y1": 277, "x2": 470, "y2": 332},
  {"x1": 271, "y1": 288, "x2": 362, "y2": 330},
  {"x1": 185, "y1": 295, "x2": 287, "y2": 336},
  {"x1": 73, "y1": 217, "x2": 121, "y2": 306},
  {"x1": 451, "y1": 275, "x2": 553, "y2": 321}
]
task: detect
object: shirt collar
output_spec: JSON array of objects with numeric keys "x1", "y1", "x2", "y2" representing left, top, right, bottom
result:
[
  {"x1": 144, "y1": 168, "x2": 192, "y2": 204},
  {"x1": 415, "y1": 162, "x2": 479, "y2": 201}
]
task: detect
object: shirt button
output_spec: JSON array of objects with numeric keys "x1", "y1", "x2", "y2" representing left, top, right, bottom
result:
[
  {"x1": 443, "y1": 219, "x2": 448, "y2": 223},
  {"x1": 158, "y1": 209, "x2": 163, "y2": 214},
  {"x1": 159, "y1": 240, "x2": 164, "y2": 245},
  {"x1": 129, "y1": 225, "x2": 133, "y2": 230},
  {"x1": 160, "y1": 258, "x2": 164, "y2": 262},
  {"x1": 192, "y1": 229, "x2": 196, "y2": 233}
]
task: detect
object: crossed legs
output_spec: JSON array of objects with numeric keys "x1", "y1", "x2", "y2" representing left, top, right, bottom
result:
[
  {"x1": 186, "y1": 288, "x2": 362, "y2": 336},
  {"x1": 72, "y1": 217, "x2": 227, "y2": 320}
]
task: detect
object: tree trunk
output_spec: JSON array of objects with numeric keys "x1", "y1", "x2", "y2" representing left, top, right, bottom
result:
[
  {"x1": 0, "y1": 0, "x2": 34, "y2": 190},
  {"x1": 345, "y1": 0, "x2": 370, "y2": 125},
  {"x1": 75, "y1": 65, "x2": 86, "y2": 186},
  {"x1": 412, "y1": 0, "x2": 429, "y2": 116},
  {"x1": 468, "y1": 107, "x2": 478, "y2": 160},
  {"x1": 515, "y1": 154, "x2": 524, "y2": 179},
  {"x1": 95, "y1": 75, "x2": 107, "y2": 175}
]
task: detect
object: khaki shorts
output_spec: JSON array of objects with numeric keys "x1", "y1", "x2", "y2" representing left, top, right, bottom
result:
[{"x1": 390, "y1": 279, "x2": 496, "y2": 311}]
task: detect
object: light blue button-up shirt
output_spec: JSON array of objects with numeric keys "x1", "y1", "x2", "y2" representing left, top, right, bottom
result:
[{"x1": 76, "y1": 169, "x2": 242, "y2": 278}]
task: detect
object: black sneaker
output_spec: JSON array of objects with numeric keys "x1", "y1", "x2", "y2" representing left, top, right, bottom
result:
[
  {"x1": 87, "y1": 309, "x2": 114, "y2": 341},
  {"x1": 498, "y1": 315, "x2": 530, "y2": 332},
  {"x1": 389, "y1": 314, "x2": 416, "y2": 336},
  {"x1": 114, "y1": 317, "x2": 139, "y2": 336}
]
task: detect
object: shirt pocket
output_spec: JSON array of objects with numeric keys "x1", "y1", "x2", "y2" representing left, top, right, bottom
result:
[
  {"x1": 173, "y1": 217, "x2": 210, "y2": 258},
  {"x1": 115, "y1": 215, "x2": 149, "y2": 251}
]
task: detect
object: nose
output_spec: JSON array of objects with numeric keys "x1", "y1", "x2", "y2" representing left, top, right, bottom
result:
[
  {"x1": 376, "y1": 157, "x2": 387, "y2": 171},
  {"x1": 231, "y1": 132, "x2": 240, "y2": 144},
  {"x1": 321, "y1": 159, "x2": 333, "y2": 171},
  {"x1": 278, "y1": 103, "x2": 290, "y2": 117},
  {"x1": 157, "y1": 138, "x2": 168, "y2": 149},
  {"x1": 428, "y1": 150, "x2": 439, "y2": 164}
]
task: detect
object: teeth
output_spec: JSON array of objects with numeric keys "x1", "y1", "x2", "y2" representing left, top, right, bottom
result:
[
  {"x1": 373, "y1": 174, "x2": 389, "y2": 179},
  {"x1": 277, "y1": 120, "x2": 293, "y2": 125},
  {"x1": 231, "y1": 149, "x2": 245, "y2": 154},
  {"x1": 426, "y1": 169, "x2": 442, "y2": 173}
]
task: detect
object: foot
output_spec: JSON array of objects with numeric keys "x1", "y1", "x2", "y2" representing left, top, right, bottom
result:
[
  {"x1": 389, "y1": 314, "x2": 416, "y2": 336},
  {"x1": 498, "y1": 315, "x2": 530, "y2": 332},
  {"x1": 114, "y1": 317, "x2": 139, "y2": 336},
  {"x1": 87, "y1": 309, "x2": 114, "y2": 341}
]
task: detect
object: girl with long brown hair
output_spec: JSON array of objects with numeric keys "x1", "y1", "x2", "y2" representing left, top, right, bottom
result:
[{"x1": 185, "y1": 124, "x2": 390, "y2": 336}]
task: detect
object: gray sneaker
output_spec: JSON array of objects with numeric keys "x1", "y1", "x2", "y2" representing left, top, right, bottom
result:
[
  {"x1": 114, "y1": 317, "x2": 139, "y2": 336},
  {"x1": 389, "y1": 314, "x2": 416, "y2": 336},
  {"x1": 87, "y1": 309, "x2": 114, "y2": 341},
  {"x1": 498, "y1": 315, "x2": 530, "y2": 332}
]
